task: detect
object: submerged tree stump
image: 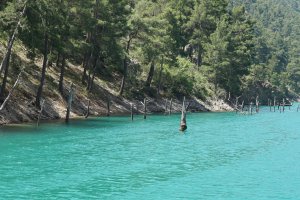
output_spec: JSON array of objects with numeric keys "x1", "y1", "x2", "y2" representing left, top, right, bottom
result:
[
  {"x1": 256, "y1": 96, "x2": 259, "y2": 113},
  {"x1": 131, "y1": 103, "x2": 134, "y2": 121},
  {"x1": 179, "y1": 96, "x2": 187, "y2": 132},
  {"x1": 250, "y1": 102, "x2": 253, "y2": 115},
  {"x1": 143, "y1": 98, "x2": 147, "y2": 119}
]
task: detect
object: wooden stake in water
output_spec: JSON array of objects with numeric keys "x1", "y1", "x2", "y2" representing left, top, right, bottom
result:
[
  {"x1": 256, "y1": 96, "x2": 259, "y2": 113},
  {"x1": 66, "y1": 83, "x2": 75, "y2": 123},
  {"x1": 143, "y1": 98, "x2": 147, "y2": 119},
  {"x1": 250, "y1": 102, "x2": 253, "y2": 115},
  {"x1": 131, "y1": 103, "x2": 133, "y2": 121},
  {"x1": 179, "y1": 96, "x2": 187, "y2": 132},
  {"x1": 282, "y1": 98, "x2": 285, "y2": 113}
]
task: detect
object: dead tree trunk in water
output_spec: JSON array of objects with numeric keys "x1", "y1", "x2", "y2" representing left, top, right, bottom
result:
[
  {"x1": 130, "y1": 103, "x2": 133, "y2": 121},
  {"x1": 35, "y1": 32, "x2": 49, "y2": 108},
  {"x1": 256, "y1": 96, "x2": 259, "y2": 113},
  {"x1": 179, "y1": 96, "x2": 187, "y2": 132},
  {"x1": 282, "y1": 98, "x2": 285, "y2": 113},
  {"x1": 143, "y1": 98, "x2": 147, "y2": 119},
  {"x1": 65, "y1": 83, "x2": 75, "y2": 123},
  {"x1": 0, "y1": 69, "x2": 23, "y2": 111}
]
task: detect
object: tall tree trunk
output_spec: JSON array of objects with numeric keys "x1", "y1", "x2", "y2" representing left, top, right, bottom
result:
[
  {"x1": 0, "y1": 1, "x2": 27, "y2": 73},
  {"x1": 35, "y1": 33, "x2": 49, "y2": 108},
  {"x1": 119, "y1": 36, "x2": 133, "y2": 96},
  {"x1": 197, "y1": 43, "x2": 201, "y2": 70},
  {"x1": 145, "y1": 60, "x2": 155, "y2": 89},
  {"x1": 58, "y1": 55, "x2": 66, "y2": 94},
  {"x1": 87, "y1": 56, "x2": 98, "y2": 92},
  {"x1": 157, "y1": 57, "x2": 164, "y2": 95},
  {"x1": 89, "y1": 69, "x2": 96, "y2": 92},
  {"x1": 0, "y1": 49, "x2": 11, "y2": 99},
  {"x1": 81, "y1": 53, "x2": 88, "y2": 84},
  {"x1": 119, "y1": 57, "x2": 127, "y2": 96}
]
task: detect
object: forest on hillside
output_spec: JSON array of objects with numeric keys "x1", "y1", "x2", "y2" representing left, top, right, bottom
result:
[{"x1": 0, "y1": 0, "x2": 300, "y2": 109}]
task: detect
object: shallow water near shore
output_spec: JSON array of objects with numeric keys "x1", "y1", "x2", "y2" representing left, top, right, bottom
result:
[{"x1": 1, "y1": 106, "x2": 300, "y2": 199}]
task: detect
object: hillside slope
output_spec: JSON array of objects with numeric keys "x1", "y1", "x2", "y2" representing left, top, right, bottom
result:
[{"x1": 0, "y1": 44, "x2": 233, "y2": 125}]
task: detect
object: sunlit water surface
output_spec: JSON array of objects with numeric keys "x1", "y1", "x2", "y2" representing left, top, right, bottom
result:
[{"x1": 1, "y1": 107, "x2": 300, "y2": 199}]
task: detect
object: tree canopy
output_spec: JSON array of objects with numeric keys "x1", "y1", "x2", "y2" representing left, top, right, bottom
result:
[{"x1": 0, "y1": 0, "x2": 299, "y2": 105}]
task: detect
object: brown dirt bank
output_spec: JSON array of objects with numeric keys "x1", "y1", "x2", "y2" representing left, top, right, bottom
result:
[{"x1": 0, "y1": 45, "x2": 233, "y2": 125}]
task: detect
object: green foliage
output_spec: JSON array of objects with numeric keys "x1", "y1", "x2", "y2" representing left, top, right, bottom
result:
[{"x1": 1, "y1": 0, "x2": 299, "y2": 103}]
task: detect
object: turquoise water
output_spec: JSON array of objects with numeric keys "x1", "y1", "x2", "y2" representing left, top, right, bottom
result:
[{"x1": 1, "y1": 107, "x2": 300, "y2": 199}]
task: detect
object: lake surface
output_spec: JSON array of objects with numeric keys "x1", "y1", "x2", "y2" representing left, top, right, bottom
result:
[{"x1": 1, "y1": 107, "x2": 300, "y2": 199}]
